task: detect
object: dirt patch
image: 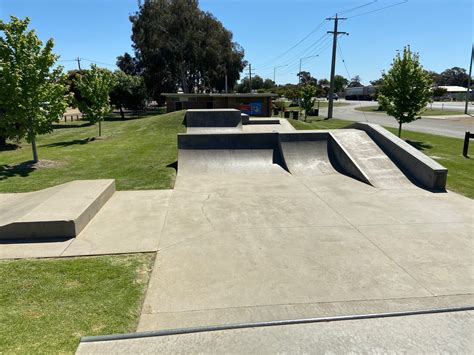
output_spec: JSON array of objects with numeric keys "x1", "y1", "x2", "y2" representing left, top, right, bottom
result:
[{"x1": 33, "y1": 160, "x2": 65, "y2": 169}]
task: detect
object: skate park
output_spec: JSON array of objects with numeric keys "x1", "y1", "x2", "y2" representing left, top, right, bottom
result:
[{"x1": 1, "y1": 109, "x2": 472, "y2": 352}]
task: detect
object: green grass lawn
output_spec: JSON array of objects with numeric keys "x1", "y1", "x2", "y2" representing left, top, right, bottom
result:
[
  {"x1": 287, "y1": 118, "x2": 474, "y2": 198},
  {"x1": 0, "y1": 111, "x2": 186, "y2": 192},
  {"x1": 354, "y1": 105, "x2": 461, "y2": 116},
  {"x1": 0, "y1": 253, "x2": 155, "y2": 354}
]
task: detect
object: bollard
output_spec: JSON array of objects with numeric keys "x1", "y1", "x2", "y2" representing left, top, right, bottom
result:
[{"x1": 463, "y1": 131, "x2": 473, "y2": 157}]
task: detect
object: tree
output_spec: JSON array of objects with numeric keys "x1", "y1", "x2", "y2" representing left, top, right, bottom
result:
[
  {"x1": 116, "y1": 52, "x2": 140, "y2": 75},
  {"x1": 300, "y1": 84, "x2": 317, "y2": 118},
  {"x1": 110, "y1": 71, "x2": 147, "y2": 119},
  {"x1": 334, "y1": 75, "x2": 349, "y2": 92},
  {"x1": 378, "y1": 47, "x2": 432, "y2": 138},
  {"x1": 130, "y1": 0, "x2": 245, "y2": 99},
  {"x1": 0, "y1": 16, "x2": 70, "y2": 161},
  {"x1": 298, "y1": 71, "x2": 317, "y2": 86},
  {"x1": 439, "y1": 67, "x2": 469, "y2": 87},
  {"x1": 432, "y1": 87, "x2": 447, "y2": 99},
  {"x1": 263, "y1": 78, "x2": 274, "y2": 90},
  {"x1": 348, "y1": 75, "x2": 363, "y2": 87},
  {"x1": 370, "y1": 77, "x2": 384, "y2": 86},
  {"x1": 74, "y1": 64, "x2": 116, "y2": 136}
]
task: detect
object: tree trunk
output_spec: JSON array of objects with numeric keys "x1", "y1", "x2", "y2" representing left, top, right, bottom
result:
[
  {"x1": 119, "y1": 106, "x2": 125, "y2": 120},
  {"x1": 31, "y1": 136, "x2": 39, "y2": 163},
  {"x1": 398, "y1": 121, "x2": 402, "y2": 138},
  {"x1": 99, "y1": 120, "x2": 102, "y2": 137}
]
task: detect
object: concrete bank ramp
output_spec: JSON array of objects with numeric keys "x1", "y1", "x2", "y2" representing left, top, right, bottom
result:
[
  {"x1": 0, "y1": 180, "x2": 115, "y2": 240},
  {"x1": 331, "y1": 130, "x2": 412, "y2": 189}
]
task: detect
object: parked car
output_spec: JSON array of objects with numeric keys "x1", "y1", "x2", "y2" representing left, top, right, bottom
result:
[{"x1": 326, "y1": 93, "x2": 339, "y2": 100}]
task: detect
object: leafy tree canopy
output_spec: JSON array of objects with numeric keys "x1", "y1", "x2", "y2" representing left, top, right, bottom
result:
[
  {"x1": 300, "y1": 84, "x2": 317, "y2": 118},
  {"x1": 116, "y1": 52, "x2": 140, "y2": 76},
  {"x1": 0, "y1": 16, "x2": 70, "y2": 161},
  {"x1": 348, "y1": 75, "x2": 363, "y2": 87},
  {"x1": 130, "y1": 0, "x2": 245, "y2": 99},
  {"x1": 378, "y1": 47, "x2": 432, "y2": 137},
  {"x1": 334, "y1": 75, "x2": 349, "y2": 92},
  {"x1": 110, "y1": 71, "x2": 147, "y2": 119},
  {"x1": 74, "y1": 64, "x2": 116, "y2": 136},
  {"x1": 298, "y1": 71, "x2": 317, "y2": 86}
]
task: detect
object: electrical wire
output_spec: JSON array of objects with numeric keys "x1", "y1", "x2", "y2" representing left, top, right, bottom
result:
[
  {"x1": 336, "y1": 0, "x2": 379, "y2": 16},
  {"x1": 337, "y1": 41, "x2": 369, "y2": 122},
  {"x1": 348, "y1": 0, "x2": 408, "y2": 18}
]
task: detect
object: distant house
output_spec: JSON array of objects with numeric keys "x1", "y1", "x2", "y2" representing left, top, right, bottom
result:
[{"x1": 163, "y1": 93, "x2": 277, "y2": 117}]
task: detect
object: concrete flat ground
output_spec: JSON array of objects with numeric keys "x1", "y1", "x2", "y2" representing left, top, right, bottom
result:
[
  {"x1": 78, "y1": 310, "x2": 474, "y2": 354},
  {"x1": 138, "y1": 167, "x2": 473, "y2": 331}
]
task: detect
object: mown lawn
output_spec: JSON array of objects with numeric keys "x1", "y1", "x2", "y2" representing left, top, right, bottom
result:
[
  {"x1": 287, "y1": 118, "x2": 474, "y2": 198},
  {"x1": 354, "y1": 105, "x2": 461, "y2": 116},
  {"x1": 0, "y1": 111, "x2": 186, "y2": 192},
  {"x1": 0, "y1": 253, "x2": 155, "y2": 354}
]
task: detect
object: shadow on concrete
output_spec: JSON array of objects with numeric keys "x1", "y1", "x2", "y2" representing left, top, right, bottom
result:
[
  {"x1": 0, "y1": 237, "x2": 73, "y2": 244},
  {"x1": 0, "y1": 160, "x2": 36, "y2": 180},
  {"x1": 41, "y1": 137, "x2": 96, "y2": 148},
  {"x1": 405, "y1": 140, "x2": 433, "y2": 151}
]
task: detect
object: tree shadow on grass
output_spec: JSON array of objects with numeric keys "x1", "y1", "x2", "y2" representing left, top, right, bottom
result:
[
  {"x1": 41, "y1": 137, "x2": 96, "y2": 148},
  {"x1": 104, "y1": 110, "x2": 166, "y2": 122},
  {"x1": 0, "y1": 160, "x2": 36, "y2": 180},
  {"x1": 53, "y1": 122, "x2": 93, "y2": 129},
  {"x1": 0, "y1": 143, "x2": 20, "y2": 151},
  {"x1": 405, "y1": 139, "x2": 433, "y2": 151}
]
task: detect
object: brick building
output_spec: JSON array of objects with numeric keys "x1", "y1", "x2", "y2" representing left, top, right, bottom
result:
[{"x1": 163, "y1": 93, "x2": 277, "y2": 117}]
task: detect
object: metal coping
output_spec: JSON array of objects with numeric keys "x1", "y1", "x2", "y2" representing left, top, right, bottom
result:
[{"x1": 80, "y1": 305, "x2": 473, "y2": 343}]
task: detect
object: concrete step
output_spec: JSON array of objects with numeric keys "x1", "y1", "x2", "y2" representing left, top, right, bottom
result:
[{"x1": 0, "y1": 180, "x2": 115, "y2": 240}]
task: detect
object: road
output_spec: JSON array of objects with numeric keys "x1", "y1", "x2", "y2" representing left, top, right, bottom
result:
[{"x1": 325, "y1": 100, "x2": 474, "y2": 138}]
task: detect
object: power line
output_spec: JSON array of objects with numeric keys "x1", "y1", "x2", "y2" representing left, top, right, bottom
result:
[
  {"x1": 259, "y1": 20, "x2": 327, "y2": 67},
  {"x1": 337, "y1": 0, "x2": 379, "y2": 16},
  {"x1": 337, "y1": 41, "x2": 369, "y2": 122},
  {"x1": 80, "y1": 58, "x2": 116, "y2": 67},
  {"x1": 348, "y1": 0, "x2": 408, "y2": 19}
]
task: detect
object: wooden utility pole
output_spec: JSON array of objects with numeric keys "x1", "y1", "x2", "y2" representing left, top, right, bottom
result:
[
  {"x1": 465, "y1": 45, "x2": 473, "y2": 114},
  {"x1": 326, "y1": 14, "x2": 348, "y2": 119},
  {"x1": 76, "y1": 57, "x2": 82, "y2": 71},
  {"x1": 249, "y1": 63, "x2": 252, "y2": 93}
]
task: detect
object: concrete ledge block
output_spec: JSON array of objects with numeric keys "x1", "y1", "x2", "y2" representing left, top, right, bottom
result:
[
  {"x1": 0, "y1": 180, "x2": 116, "y2": 240},
  {"x1": 185, "y1": 109, "x2": 242, "y2": 127},
  {"x1": 350, "y1": 122, "x2": 447, "y2": 190}
]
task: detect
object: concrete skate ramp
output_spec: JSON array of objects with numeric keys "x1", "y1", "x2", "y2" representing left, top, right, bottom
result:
[
  {"x1": 278, "y1": 131, "x2": 370, "y2": 185},
  {"x1": 177, "y1": 133, "x2": 285, "y2": 174},
  {"x1": 0, "y1": 180, "x2": 115, "y2": 240},
  {"x1": 331, "y1": 130, "x2": 413, "y2": 189}
]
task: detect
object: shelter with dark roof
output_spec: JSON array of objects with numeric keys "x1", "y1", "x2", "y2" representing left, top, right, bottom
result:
[{"x1": 163, "y1": 93, "x2": 277, "y2": 117}]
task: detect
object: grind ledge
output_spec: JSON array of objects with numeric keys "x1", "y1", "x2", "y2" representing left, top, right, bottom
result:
[{"x1": 0, "y1": 179, "x2": 115, "y2": 240}]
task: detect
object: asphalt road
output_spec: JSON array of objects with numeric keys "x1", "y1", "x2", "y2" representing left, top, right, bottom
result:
[{"x1": 324, "y1": 100, "x2": 474, "y2": 138}]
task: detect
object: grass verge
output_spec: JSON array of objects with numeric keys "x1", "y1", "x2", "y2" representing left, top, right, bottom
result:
[
  {"x1": 354, "y1": 105, "x2": 461, "y2": 116},
  {"x1": 0, "y1": 253, "x2": 155, "y2": 354},
  {"x1": 287, "y1": 118, "x2": 474, "y2": 198},
  {"x1": 0, "y1": 111, "x2": 186, "y2": 192}
]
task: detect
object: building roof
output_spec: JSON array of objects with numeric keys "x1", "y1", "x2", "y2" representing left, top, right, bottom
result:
[
  {"x1": 438, "y1": 86, "x2": 468, "y2": 92},
  {"x1": 163, "y1": 92, "x2": 278, "y2": 98}
]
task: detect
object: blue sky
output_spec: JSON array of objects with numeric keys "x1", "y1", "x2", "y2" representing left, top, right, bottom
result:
[{"x1": 1, "y1": 0, "x2": 472, "y2": 85}]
